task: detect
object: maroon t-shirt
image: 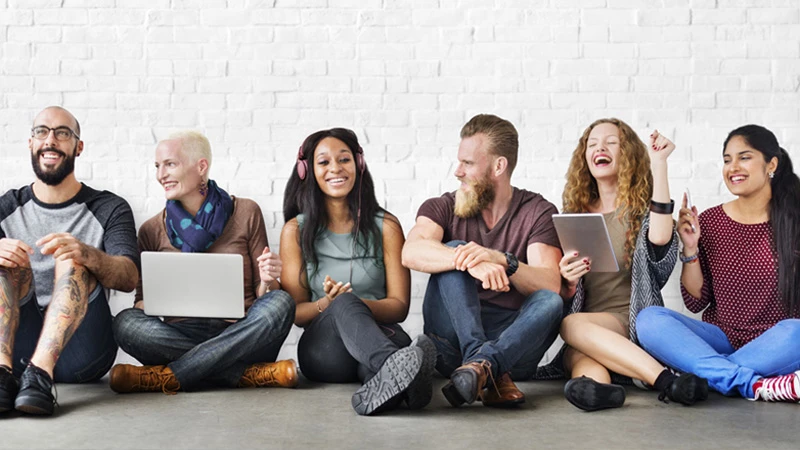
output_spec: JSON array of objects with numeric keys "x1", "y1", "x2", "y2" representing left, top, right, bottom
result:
[{"x1": 416, "y1": 187, "x2": 560, "y2": 310}]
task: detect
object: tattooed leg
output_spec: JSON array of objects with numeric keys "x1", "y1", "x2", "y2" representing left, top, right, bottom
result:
[
  {"x1": 0, "y1": 266, "x2": 32, "y2": 368},
  {"x1": 30, "y1": 259, "x2": 95, "y2": 377}
]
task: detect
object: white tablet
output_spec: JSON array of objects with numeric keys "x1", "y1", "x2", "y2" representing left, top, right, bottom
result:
[{"x1": 552, "y1": 213, "x2": 619, "y2": 273}]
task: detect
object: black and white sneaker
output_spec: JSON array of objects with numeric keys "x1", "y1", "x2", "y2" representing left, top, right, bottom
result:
[
  {"x1": 0, "y1": 365, "x2": 19, "y2": 413},
  {"x1": 14, "y1": 362, "x2": 56, "y2": 416},
  {"x1": 405, "y1": 335, "x2": 437, "y2": 410},
  {"x1": 351, "y1": 346, "x2": 423, "y2": 416}
]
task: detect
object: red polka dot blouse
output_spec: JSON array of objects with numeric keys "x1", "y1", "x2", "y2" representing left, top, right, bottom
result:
[{"x1": 680, "y1": 204, "x2": 794, "y2": 349}]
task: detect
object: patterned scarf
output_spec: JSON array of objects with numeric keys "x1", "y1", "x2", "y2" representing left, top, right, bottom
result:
[{"x1": 166, "y1": 179, "x2": 234, "y2": 252}]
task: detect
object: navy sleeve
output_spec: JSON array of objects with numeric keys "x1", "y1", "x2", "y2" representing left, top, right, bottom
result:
[{"x1": 88, "y1": 190, "x2": 141, "y2": 272}]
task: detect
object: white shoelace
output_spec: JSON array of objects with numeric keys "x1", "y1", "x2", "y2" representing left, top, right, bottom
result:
[{"x1": 756, "y1": 371, "x2": 800, "y2": 402}]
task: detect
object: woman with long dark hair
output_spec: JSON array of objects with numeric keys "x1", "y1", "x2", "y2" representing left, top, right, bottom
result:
[
  {"x1": 638, "y1": 124, "x2": 800, "y2": 401},
  {"x1": 538, "y1": 118, "x2": 708, "y2": 411},
  {"x1": 280, "y1": 128, "x2": 435, "y2": 415}
]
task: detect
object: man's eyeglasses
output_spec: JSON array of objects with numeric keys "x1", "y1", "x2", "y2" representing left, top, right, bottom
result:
[{"x1": 31, "y1": 126, "x2": 80, "y2": 141}]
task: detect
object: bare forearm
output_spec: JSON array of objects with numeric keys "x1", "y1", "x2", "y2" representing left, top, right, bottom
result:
[
  {"x1": 295, "y1": 301, "x2": 321, "y2": 327},
  {"x1": 402, "y1": 240, "x2": 456, "y2": 274},
  {"x1": 648, "y1": 161, "x2": 673, "y2": 245},
  {"x1": 85, "y1": 248, "x2": 138, "y2": 292},
  {"x1": 510, "y1": 264, "x2": 561, "y2": 297},
  {"x1": 362, "y1": 297, "x2": 409, "y2": 324},
  {"x1": 680, "y1": 261, "x2": 704, "y2": 299}
]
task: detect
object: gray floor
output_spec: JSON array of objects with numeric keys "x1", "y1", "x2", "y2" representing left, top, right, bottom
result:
[{"x1": 1, "y1": 378, "x2": 797, "y2": 449}]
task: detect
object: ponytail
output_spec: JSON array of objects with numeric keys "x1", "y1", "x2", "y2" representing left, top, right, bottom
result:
[{"x1": 769, "y1": 147, "x2": 800, "y2": 314}]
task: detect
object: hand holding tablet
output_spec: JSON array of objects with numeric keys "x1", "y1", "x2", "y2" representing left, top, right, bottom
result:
[{"x1": 552, "y1": 213, "x2": 620, "y2": 274}]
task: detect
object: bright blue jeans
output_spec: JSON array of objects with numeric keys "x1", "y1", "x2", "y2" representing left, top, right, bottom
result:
[
  {"x1": 637, "y1": 306, "x2": 800, "y2": 398},
  {"x1": 113, "y1": 290, "x2": 295, "y2": 391},
  {"x1": 422, "y1": 253, "x2": 563, "y2": 380}
]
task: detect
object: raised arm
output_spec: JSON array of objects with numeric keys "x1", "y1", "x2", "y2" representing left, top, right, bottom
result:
[
  {"x1": 401, "y1": 216, "x2": 455, "y2": 273},
  {"x1": 361, "y1": 214, "x2": 411, "y2": 323},
  {"x1": 647, "y1": 130, "x2": 676, "y2": 246},
  {"x1": 677, "y1": 193, "x2": 706, "y2": 306}
]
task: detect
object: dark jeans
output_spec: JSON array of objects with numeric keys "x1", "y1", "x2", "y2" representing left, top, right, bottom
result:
[
  {"x1": 13, "y1": 288, "x2": 118, "y2": 383},
  {"x1": 113, "y1": 290, "x2": 295, "y2": 391},
  {"x1": 423, "y1": 260, "x2": 563, "y2": 380},
  {"x1": 297, "y1": 293, "x2": 411, "y2": 383}
]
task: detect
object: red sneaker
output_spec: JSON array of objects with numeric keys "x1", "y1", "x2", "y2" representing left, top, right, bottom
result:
[{"x1": 752, "y1": 371, "x2": 800, "y2": 402}]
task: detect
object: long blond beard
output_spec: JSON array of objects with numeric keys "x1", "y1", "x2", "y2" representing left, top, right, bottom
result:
[{"x1": 454, "y1": 176, "x2": 495, "y2": 218}]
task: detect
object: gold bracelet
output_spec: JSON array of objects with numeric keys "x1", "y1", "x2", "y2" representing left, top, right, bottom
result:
[{"x1": 317, "y1": 300, "x2": 323, "y2": 313}]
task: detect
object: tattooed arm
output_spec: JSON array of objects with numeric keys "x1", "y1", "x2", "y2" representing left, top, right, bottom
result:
[{"x1": 37, "y1": 233, "x2": 138, "y2": 293}]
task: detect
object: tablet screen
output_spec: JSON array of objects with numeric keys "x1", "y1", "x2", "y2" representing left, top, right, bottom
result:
[{"x1": 552, "y1": 213, "x2": 619, "y2": 272}]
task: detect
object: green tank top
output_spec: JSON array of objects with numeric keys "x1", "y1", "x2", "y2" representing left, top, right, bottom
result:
[{"x1": 297, "y1": 213, "x2": 386, "y2": 302}]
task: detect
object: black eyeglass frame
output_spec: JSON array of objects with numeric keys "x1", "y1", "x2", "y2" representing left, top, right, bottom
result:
[{"x1": 30, "y1": 125, "x2": 81, "y2": 141}]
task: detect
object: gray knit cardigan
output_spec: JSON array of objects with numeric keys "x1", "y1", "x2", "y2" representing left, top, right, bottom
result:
[{"x1": 535, "y1": 215, "x2": 678, "y2": 381}]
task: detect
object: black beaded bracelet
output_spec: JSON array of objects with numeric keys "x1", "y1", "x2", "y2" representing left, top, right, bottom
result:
[{"x1": 650, "y1": 199, "x2": 675, "y2": 215}]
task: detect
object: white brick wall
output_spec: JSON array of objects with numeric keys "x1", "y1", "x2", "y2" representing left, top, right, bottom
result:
[{"x1": 1, "y1": 0, "x2": 799, "y2": 365}]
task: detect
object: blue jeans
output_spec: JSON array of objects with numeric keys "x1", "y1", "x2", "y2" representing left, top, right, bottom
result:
[
  {"x1": 637, "y1": 306, "x2": 800, "y2": 398},
  {"x1": 422, "y1": 262, "x2": 563, "y2": 380},
  {"x1": 113, "y1": 290, "x2": 295, "y2": 391},
  {"x1": 13, "y1": 288, "x2": 118, "y2": 383}
]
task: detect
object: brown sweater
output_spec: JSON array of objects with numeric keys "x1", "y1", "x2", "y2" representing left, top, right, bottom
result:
[{"x1": 134, "y1": 197, "x2": 269, "y2": 312}]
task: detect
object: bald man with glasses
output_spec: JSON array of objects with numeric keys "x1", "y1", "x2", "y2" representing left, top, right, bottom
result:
[{"x1": 0, "y1": 106, "x2": 139, "y2": 415}]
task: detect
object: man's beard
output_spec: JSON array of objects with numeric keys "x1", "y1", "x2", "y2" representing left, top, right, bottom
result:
[
  {"x1": 31, "y1": 146, "x2": 76, "y2": 186},
  {"x1": 454, "y1": 172, "x2": 495, "y2": 218}
]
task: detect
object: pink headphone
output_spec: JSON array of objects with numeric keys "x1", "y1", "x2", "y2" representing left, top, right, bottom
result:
[{"x1": 296, "y1": 142, "x2": 366, "y2": 180}]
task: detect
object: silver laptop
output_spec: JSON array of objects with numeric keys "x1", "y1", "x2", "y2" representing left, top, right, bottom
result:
[{"x1": 141, "y1": 252, "x2": 245, "y2": 319}]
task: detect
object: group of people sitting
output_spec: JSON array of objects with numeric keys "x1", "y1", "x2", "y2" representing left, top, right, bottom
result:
[{"x1": 1, "y1": 106, "x2": 798, "y2": 417}]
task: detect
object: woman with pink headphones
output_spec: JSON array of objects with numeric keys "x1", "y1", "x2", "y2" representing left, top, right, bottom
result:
[{"x1": 280, "y1": 128, "x2": 436, "y2": 416}]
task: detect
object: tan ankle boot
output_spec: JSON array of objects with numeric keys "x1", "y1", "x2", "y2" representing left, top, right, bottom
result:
[
  {"x1": 238, "y1": 360, "x2": 298, "y2": 388},
  {"x1": 109, "y1": 364, "x2": 180, "y2": 394}
]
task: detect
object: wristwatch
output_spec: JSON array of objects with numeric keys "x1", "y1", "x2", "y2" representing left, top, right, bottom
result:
[{"x1": 504, "y1": 252, "x2": 519, "y2": 277}]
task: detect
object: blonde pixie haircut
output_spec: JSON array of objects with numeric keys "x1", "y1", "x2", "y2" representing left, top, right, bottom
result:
[
  {"x1": 562, "y1": 118, "x2": 652, "y2": 268},
  {"x1": 167, "y1": 130, "x2": 212, "y2": 178}
]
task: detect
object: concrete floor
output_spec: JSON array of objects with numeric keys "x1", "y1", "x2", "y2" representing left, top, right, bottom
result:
[{"x1": 0, "y1": 377, "x2": 797, "y2": 449}]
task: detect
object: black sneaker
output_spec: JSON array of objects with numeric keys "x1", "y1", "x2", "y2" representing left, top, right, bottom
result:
[
  {"x1": 564, "y1": 376, "x2": 626, "y2": 412},
  {"x1": 351, "y1": 346, "x2": 423, "y2": 416},
  {"x1": 404, "y1": 335, "x2": 436, "y2": 410},
  {"x1": 0, "y1": 365, "x2": 19, "y2": 413},
  {"x1": 14, "y1": 363, "x2": 56, "y2": 416},
  {"x1": 659, "y1": 372, "x2": 708, "y2": 406}
]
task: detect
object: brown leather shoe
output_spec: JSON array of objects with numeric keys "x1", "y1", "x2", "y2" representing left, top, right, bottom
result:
[
  {"x1": 238, "y1": 359, "x2": 298, "y2": 388},
  {"x1": 109, "y1": 364, "x2": 180, "y2": 394},
  {"x1": 442, "y1": 360, "x2": 492, "y2": 406},
  {"x1": 482, "y1": 372, "x2": 525, "y2": 408}
]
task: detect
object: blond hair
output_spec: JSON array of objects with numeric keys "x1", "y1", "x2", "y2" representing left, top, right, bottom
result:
[
  {"x1": 460, "y1": 114, "x2": 519, "y2": 176},
  {"x1": 167, "y1": 130, "x2": 212, "y2": 177},
  {"x1": 562, "y1": 118, "x2": 652, "y2": 268}
]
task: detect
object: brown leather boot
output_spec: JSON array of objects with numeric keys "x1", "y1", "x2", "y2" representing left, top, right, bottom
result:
[
  {"x1": 442, "y1": 360, "x2": 493, "y2": 406},
  {"x1": 238, "y1": 360, "x2": 298, "y2": 388},
  {"x1": 482, "y1": 372, "x2": 525, "y2": 408},
  {"x1": 109, "y1": 364, "x2": 180, "y2": 394}
]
